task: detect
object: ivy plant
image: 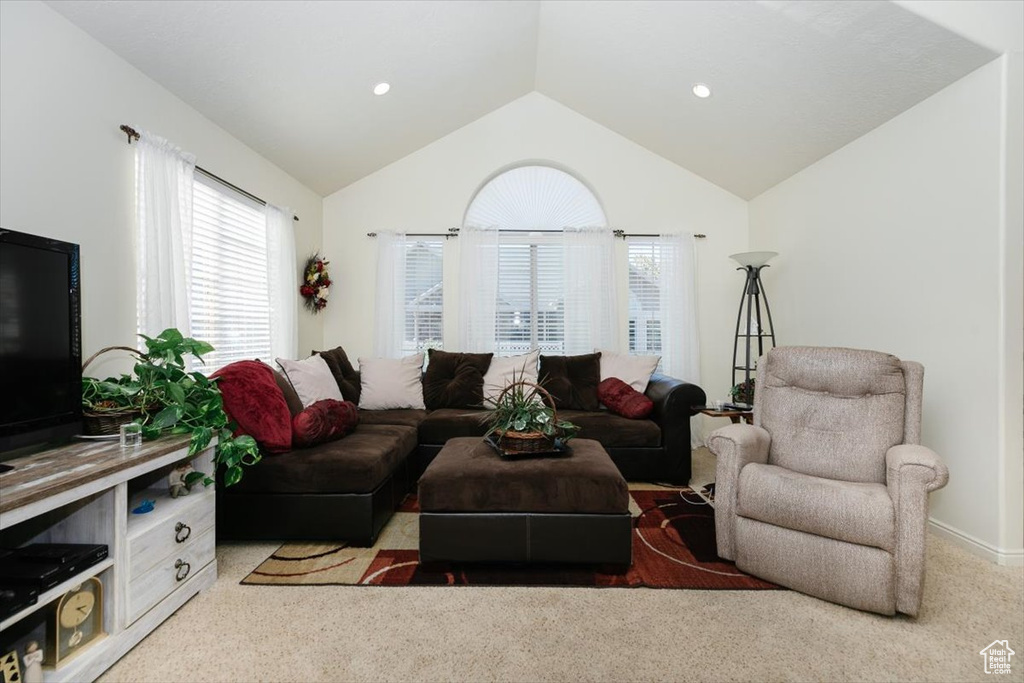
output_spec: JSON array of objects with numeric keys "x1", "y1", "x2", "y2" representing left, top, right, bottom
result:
[
  {"x1": 483, "y1": 372, "x2": 579, "y2": 443},
  {"x1": 81, "y1": 328, "x2": 261, "y2": 487}
]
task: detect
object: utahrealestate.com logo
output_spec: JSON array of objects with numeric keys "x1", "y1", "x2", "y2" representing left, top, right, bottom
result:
[{"x1": 980, "y1": 641, "x2": 1015, "y2": 675}]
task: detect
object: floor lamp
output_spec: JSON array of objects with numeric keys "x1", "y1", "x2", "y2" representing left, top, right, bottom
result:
[{"x1": 730, "y1": 251, "x2": 777, "y2": 403}]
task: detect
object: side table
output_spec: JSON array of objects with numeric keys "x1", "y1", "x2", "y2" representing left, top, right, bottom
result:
[
  {"x1": 693, "y1": 407, "x2": 754, "y2": 499},
  {"x1": 695, "y1": 407, "x2": 753, "y2": 424}
]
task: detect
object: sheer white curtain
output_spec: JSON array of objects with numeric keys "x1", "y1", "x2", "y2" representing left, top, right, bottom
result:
[
  {"x1": 374, "y1": 231, "x2": 408, "y2": 357},
  {"x1": 659, "y1": 233, "x2": 700, "y2": 385},
  {"x1": 135, "y1": 131, "x2": 196, "y2": 337},
  {"x1": 563, "y1": 226, "x2": 619, "y2": 354},
  {"x1": 457, "y1": 226, "x2": 500, "y2": 352},
  {"x1": 265, "y1": 204, "x2": 298, "y2": 360}
]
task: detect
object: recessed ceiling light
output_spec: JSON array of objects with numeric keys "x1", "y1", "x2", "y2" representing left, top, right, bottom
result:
[
  {"x1": 373, "y1": 82, "x2": 391, "y2": 96},
  {"x1": 692, "y1": 83, "x2": 711, "y2": 99}
]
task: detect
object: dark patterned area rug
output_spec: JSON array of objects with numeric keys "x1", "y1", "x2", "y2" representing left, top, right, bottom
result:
[{"x1": 241, "y1": 485, "x2": 778, "y2": 590}]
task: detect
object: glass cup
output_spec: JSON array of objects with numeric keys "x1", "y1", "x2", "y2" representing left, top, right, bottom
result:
[
  {"x1": 712, "y1": 399, "x2": 725, "y2": 410},
  {"x1": 120, "y1": 423, "x2": 143, "y2": 448}
]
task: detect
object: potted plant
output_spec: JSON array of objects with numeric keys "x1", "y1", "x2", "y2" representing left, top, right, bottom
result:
[
  {"x1": 483, "y1": 376, "x2": 579, "y2": 454},
  {"x1": 81, "y1": 328, "x2": 261, "y2": 487},
  {"x1": 730, "y1": 378, "x2": 755, "y2": 406}
]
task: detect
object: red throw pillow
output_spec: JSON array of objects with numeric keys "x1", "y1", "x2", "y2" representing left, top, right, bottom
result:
[
  {"x1": 598, "y1": 377, "x2": 654, "y2": 419},
  {"x1": 211, "y1": 360, "x2": 292, "y2": 454},
  {"x1": 292, "y1": 399, "x2": 359, "y2": 448}
]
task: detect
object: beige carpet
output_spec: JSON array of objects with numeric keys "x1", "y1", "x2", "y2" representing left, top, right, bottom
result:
[{"x1": 100, "y1": 449, "x2": 1024, "y2": 683}]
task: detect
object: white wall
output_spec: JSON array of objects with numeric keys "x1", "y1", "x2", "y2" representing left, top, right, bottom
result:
[
  {"x1": 322, "y1": 92, "x2": 748, "y2": 420},
  {"x1": 749, "y1": 57, "x2": 1023, "y2": 561},
  {"x1": 0, "y1": 1, "x2": 324, "y2": 377}
]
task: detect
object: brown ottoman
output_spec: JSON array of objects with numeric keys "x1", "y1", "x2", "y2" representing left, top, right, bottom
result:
[{"x1": 418, "y1": 437, "x2": 632, "y2": 566}]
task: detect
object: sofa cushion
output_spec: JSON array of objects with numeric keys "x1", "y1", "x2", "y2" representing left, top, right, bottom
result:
[
  {"x1": 358, "y1": 409, "x2": 428, "y2": 429},
  {"x1": 212, "y1": 360, "x2": 292, "y2": 454},
  {"x1": 737, "y1": 463, "x2": 895, "y2": 552},
  {"x1": 597, "y1": 377, "x2": 654, "y2": 419},
  {"x1": 358, "y1": 353, "x2": 426, "y2": 410},
  {"x1": 417, "y1": 407, "x2": 660, "y2": 449},
  {"x1": 277, "y1": 355, "x2": 344, "y2": 407},
  {"x1": 558, "y1": 410, "x2": 661, "y2": 448},
  {"x1": 598, "y1": 349, "x2": 660, "y2": 392},
  {"x1": 292, "y1": 399, "x2": 359, "y2": 448},
  {"x1": 482, "y1": 350, "x2": 539, "y2": 404},
  {"x1": 418, "y1": 408, "x2": 491, "y2": 444},
  {"x1": 419, "y1": 437, "x2": 628, "y2": 514},
  {"x1": 538, "y1": 352, "x2": 602, "y2": 411},
  {"x1": 231, "y1": 424, "x2": 417, "y2": 495},
  {"x1": 315, "y1": 346, "x2": 361, "y2": 403},
  {"x1": 423, "y1": 349, "x2": 493, "y2": 409}
]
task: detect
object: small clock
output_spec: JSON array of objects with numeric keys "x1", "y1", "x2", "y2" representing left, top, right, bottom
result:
[{"x1": 45, "y1": 577, "x2": 105, "y2": 667}]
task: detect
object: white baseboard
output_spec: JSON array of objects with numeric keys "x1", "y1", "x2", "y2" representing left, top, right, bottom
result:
[{"x1": 928, "y1": 518, "x2": 1024, "y2": 566}]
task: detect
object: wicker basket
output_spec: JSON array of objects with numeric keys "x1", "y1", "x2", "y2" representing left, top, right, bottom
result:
[
  {"x1": 81, "y1": 345, "x2": 144, "y2": 436},
  {"x1": 492, "y1": 381, "x2": 560, "y2": 454}
]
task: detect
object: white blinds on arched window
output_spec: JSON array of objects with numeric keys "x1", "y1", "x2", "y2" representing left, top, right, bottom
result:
[
  {"x1": 459, "y1": 166, "x2": 617, "y2": 355},
  {"x1": 464, "y1": 166, "x2": 606, "y2": 230}
]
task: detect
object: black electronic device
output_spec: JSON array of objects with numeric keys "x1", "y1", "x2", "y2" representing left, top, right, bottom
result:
[
  {"x1": 0, "y1": 585, "x2": 39, "y2": 621},
  {"x1": 0, "y1": 229, "x2": 83, "y2": 456},
  {"x1": 0, "y1": 559, "x2": 62, "y2": 591},
  {"x1": 15, "y1": 544, "x2": 108, "y2": 579}
]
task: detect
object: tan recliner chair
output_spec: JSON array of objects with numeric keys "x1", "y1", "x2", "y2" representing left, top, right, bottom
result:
[{"x1": 710, "y1": 346, "x2": 948, "y2": 616}]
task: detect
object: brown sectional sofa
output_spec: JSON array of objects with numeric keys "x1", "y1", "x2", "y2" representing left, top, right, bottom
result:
[{"x1": 217, "y1": 370, "x2": 705, "y2": 545}]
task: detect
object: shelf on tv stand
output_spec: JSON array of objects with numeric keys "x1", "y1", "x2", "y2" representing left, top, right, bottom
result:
[{"x1": 0, "y1": 435, "x2": 217, "y2": 683}]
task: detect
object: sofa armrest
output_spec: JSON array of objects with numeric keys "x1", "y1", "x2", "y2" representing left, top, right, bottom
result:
[
  {"x1": 707, "y1": 424, "x2": 771, "y2": 561},
  {"x1": 644, "y1": 373, "x2": 706, "y2": 484},
  {"x1": 885, "y1": 444, "x2": 948, "y2": 617}
]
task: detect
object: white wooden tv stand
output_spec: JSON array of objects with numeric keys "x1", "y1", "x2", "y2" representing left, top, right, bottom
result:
[{"x1": 0, "y1": 435, "x2": 216, "y2": 682}]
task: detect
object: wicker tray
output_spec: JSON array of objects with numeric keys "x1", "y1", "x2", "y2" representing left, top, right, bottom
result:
[{"x1": 483, "y1": 434, "x2": 570, "y2": 460}]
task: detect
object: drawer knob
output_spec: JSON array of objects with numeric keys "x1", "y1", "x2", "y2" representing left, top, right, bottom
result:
[
  {"x1": 174, "y1": 522, "x2": 191, "y2": 543},
  {"x1": 174, "y1": 559, "x2": 191, "y2": 582}
]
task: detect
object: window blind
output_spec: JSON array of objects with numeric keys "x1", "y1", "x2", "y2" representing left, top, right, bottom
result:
[
  {"x1": 628, "y1": 240, "x2": 663, "y2": 355},
  {"x1": 494, "y1": 233, "x2": 565, "y2": 355},
  {"x1": 403, "y1": 238, "x2": 444, "y2": 353},
  {"x1": 190, "y1": 174, "x2": 271, "y2": 372}
]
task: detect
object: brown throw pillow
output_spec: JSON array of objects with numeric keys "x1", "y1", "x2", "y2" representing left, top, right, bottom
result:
[
  {"x1": 268, "y1": 364, "x2": 304, "y2": 417},
  {"x1": 538, "y1": 352, "x2": 602, "y2": 411},
  {"x1": 423, "y1": 349, "x2": 493, "y2": 409},
  {"x1": 314, "y1": 346, "x2": 361, "y2": 403}
]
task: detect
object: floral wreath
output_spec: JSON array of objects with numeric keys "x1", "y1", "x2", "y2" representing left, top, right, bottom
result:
[{"x1": 300, "y1": 253, "x2": 331, "y2": 313}]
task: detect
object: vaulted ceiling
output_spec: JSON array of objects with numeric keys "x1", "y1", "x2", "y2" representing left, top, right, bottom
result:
[{"x1": 47, "y1": 0, "x2": 996, "y2": 199}]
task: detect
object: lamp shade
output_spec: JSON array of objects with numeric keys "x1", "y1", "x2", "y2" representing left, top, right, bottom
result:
[{"x1": 729, "y1": 251, "x2": 778, "y2": 267}]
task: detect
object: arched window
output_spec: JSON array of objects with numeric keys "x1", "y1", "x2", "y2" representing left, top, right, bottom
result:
[
  {"x1": 465, "y1": 165, "x2": 606, "y2": 230},
  {"x1": 462, "y1": 165, "x2": 613, "y2": 354}
]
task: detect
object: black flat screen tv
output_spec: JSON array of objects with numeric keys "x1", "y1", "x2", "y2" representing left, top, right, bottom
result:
[{"x1": 0, "y1": 229, "x2": 82, "y2": 455}]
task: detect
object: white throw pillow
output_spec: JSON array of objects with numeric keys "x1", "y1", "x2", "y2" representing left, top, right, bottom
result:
[
  {"x1": 276, "y1": 355, "x2": 344, "y2": 408},
  {"x1": 597, "y1": 349, "x2": 661, "y2": 392},
  {"x1": 481, "y1": 350, "x2": 540, "y2": 405},
  {"x1": 358, "y1": 353, "x2": 426, "y2": 410}
]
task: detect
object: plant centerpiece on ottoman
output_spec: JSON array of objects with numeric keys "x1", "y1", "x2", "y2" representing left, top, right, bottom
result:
[{"x1": 484, "y1": 378, "x2": 579, "y2": 455}]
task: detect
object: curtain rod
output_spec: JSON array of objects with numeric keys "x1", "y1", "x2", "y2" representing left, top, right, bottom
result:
[
  {"x1": 120, "y1": 125, "x2": 299, "y2": 222},
  {"x1": 366, "y1": 228, "x2": 706, "y2": 238}
]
